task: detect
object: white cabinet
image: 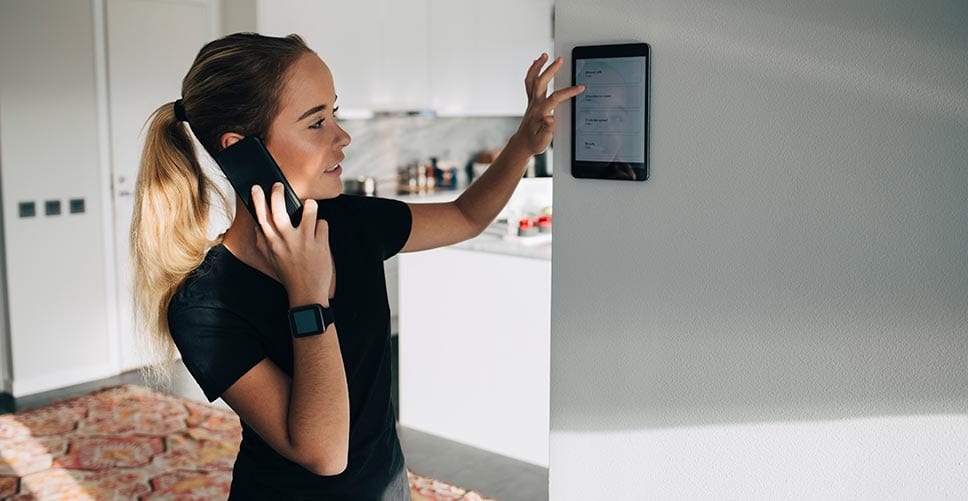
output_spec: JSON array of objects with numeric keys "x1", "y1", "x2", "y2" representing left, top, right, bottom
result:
[
  {"x1": 398, "y1": 248, "x2": 550, "y2": 467},
  {"x1": 427, "y1": 0, "x2": 477, "y2": 115},
  {"x1": 374, "y1": 0, "x2": 431, "y2": 111},
  {"x1": 257, "y1": 0, "x2": 430, "y2": 112},
  {"x1": 255, "y1": 0, "x2": 551, "y2": 115},
  {"x1": 431, "y1": 0, "x2": 553, "y2": 116},
  {"x1": 257, "y1": 1, "x2": 382, "y2": 112}
]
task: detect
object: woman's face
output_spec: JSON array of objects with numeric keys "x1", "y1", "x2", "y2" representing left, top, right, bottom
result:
[{"x1": 264, "y1": 52, "x2": 351, "y2": 200}]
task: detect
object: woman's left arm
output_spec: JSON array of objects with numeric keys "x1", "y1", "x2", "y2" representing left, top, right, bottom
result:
[{"x1": 400, "y1": 53, "x2": 585, "y2": 253}]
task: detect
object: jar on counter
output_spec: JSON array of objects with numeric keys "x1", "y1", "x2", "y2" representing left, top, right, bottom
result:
[
  {"x1": 518, "y1": 217, "x2": 538, "y2": 237},
  {"x1": 537, "y1": 214, "x2": 552, "y2": 233}
]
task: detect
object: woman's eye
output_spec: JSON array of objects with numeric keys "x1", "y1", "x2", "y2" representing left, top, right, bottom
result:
[{"x1": 309, "y1": 106, "x2": 339, "y2": 129}]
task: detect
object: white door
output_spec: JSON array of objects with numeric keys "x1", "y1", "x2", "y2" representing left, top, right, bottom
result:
[{"x1": 107, "y1": 0, "x2": 218, "y2": 371}]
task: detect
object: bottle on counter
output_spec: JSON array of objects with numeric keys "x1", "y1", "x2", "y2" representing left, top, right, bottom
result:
[{"x1": 425, "y1": 163, "x2": 435, "y2": 192}]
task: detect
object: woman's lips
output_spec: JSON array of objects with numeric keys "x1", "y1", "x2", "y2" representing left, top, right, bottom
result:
[{"x1": 324, "y1": 164, "x2": 342, "y2": 175}]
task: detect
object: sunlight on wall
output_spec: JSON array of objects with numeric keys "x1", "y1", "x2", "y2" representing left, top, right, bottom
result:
[{"x1": 551, "y1": 414, "x2": 968, "y2": 499}]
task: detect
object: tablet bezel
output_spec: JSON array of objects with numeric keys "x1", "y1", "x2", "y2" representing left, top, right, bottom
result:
[{"x1": 571, "y1": 42, "x2": 650, "y2": 181}]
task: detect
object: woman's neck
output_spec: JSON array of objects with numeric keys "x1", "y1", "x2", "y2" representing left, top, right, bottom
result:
[
  {"x1": 221, "y1": 199, "x2": 279, "y2": 282},
  {"x1": 221, "y1": 197, "x2": 337, "y2": 300}
]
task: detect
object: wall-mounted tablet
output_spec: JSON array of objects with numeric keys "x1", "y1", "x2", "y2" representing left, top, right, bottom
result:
[{"x1": 571, "y1": 43, "x2": 650, "y2": 181}]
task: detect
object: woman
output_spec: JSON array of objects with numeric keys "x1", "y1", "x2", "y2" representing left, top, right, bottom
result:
[{"x1": 131, "y1": 32, "x2": 582, "y2": 500}]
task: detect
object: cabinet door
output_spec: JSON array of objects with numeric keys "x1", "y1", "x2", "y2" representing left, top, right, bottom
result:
[
  {"x1": 492, "y1": 0, "x2": 554, "y2": 116},
  {"x1": 431, "y1": 0, "x2": 552, "y2": 116},
  {"x1": 398, "y1": 248, "x2": 551, "y2": 467},
  {"x1": 257, "y1": 0, "x2": 550, "y2": 114},
  {"x1": 428, "y1": 0, "x2": 477, "y2": 115},
  {"x1": 258, "y1": 0, "x2": 380, "y2": 113},
  {"x1": 374, "y1": 0, "x2": 431, "y2": 110}
]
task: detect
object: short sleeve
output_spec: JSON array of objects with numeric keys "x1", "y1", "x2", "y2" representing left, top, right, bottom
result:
[
  {"x1": 340, "y1": 195, "x2": 413, "y2": 260},
  {"x1": 167, "y1": 305, "x2": 266, "y2": 403}
]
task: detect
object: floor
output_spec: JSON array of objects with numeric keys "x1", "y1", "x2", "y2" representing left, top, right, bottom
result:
[{"x1": 0, "y1": 335, "x2": 548, "y2": 501}]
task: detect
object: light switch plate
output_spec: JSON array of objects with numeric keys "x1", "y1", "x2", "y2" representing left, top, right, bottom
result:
[
  {"x1": 45, "y1": 200, "x2": 61, "y2": 216},
  {"x1": 69, "y1": 198, "x2": 85, "y2": 214},
  {"x1": 19, "y1": 201, "x2": 36, "y2": 218}
]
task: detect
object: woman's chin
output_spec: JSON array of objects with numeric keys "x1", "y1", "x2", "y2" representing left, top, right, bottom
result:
[
  {"x1": 312, "y1": 189, "x2": 342, "y2": 200},
  {"x1": 298, "y1": 179, "x2": 343, "y2": 201}
]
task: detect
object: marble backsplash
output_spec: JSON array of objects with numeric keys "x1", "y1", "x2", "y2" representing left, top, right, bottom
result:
[{"x1": 336, "y1": 115, "x2": 522, "y2": 194}]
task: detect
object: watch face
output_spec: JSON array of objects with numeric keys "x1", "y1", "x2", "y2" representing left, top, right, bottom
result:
[
  {"x1": 290, "y1": 305, "x2": 326, "y2": 337},
  {"x1": 292, "y1": 308, "x2": 322, "y2": 334}
]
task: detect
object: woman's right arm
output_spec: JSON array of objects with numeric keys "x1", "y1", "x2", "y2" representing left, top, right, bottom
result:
[
  {"x1": 221, "y1": 331, "x2": 349, "y2": 476},
  {"x1": 220, "y1": 183, "x2": 349, "y2": 476}
]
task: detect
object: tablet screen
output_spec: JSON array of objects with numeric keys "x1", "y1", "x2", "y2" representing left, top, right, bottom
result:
[{"x1": 572, "y1": 43, "x2": 649, "y2": 180}]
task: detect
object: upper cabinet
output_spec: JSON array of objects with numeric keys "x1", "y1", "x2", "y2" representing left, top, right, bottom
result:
[
  {"x1": 254, "y1": 0, "x2": 551, "y2": 116},
  {"x1": 430, "y1": 0, "x2": 553, "y2": 116},
  {"x1": 257, "y1": 1, "x2": 382, "y2": 112},
  {"x1": 375, "y1": 0, "x2": 431, "y2": 111}
]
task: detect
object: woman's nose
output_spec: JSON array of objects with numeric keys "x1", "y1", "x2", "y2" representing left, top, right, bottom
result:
[{"x1": 337, "y1": 124, "x2": 351, "y2": 147}]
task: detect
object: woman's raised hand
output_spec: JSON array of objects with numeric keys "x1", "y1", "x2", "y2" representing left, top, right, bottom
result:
[
  {"x1": 251, "y1": 183, "x2": 334, "y2": 306},
  {"x1": 514, "y1": 53, "x2": 585, "y2": 155}
]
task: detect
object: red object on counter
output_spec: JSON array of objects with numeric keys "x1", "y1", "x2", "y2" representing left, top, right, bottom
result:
[
  {"x1": 537, "y1": 214, "x2": 552, "y2": 234},
  {"x1": 518, "y1": 217, "x2": 538, "y2": 236}
]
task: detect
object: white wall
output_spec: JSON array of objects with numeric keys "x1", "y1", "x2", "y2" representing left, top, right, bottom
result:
[
  {"x1": 220, "y1": 0, "x2": 256, "y2": 33},
  {"x1": 0, "y1": 0, "x2": 117, "y2": 396},
  {"x1": 551, "y1": 0, "x2": 968, "y2": 498}
]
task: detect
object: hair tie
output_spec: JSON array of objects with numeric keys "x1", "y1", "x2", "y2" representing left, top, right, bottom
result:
[{"x1": 173, "y1": 99, "x2": 189, "y2": 122}]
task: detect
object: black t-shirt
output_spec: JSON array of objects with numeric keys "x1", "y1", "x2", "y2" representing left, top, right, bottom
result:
[{"x1": 167, "y1": 194, "x2": 412, "y2": 500}]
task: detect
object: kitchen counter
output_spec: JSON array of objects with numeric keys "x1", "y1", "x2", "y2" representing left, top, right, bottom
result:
[
  {"x1": 451, "y1": 230, "x2": 551, "y2": 261},
  {"x1": 388, "y1": 178, "x2": 553, "y2": 261}
]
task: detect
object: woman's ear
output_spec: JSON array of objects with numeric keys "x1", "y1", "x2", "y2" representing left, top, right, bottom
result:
[{"x1": 220, "y1": 132, "x2": 244, "y2": 150}]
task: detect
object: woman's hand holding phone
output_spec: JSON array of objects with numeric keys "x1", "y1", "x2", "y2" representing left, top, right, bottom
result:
[{"x1": 251, "y1": 182, "x2": 333, "y2": 308}]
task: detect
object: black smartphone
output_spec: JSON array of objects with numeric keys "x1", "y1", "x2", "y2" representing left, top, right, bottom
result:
[
  {"x1": 571, "y1": 42, "x2": 650, "y2": 181},
  {"x1": 213, "y1": 135, "x2": 304, "y2": 227}
]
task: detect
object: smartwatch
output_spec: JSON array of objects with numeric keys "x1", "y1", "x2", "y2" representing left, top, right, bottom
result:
[{"x1": 288, "y1": 303, "x2": 335, "y2": 338}]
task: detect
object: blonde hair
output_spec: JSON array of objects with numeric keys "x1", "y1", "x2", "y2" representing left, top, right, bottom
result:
[{"x1": 131, "y1": 33, "x2": 313, "y2": 390}]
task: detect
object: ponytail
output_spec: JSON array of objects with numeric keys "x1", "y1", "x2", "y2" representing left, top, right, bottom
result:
[
  {"x1": 131, "y1": 101, "x2": 227, "y2": 390},
  {"x1": 130, "y1": 32, "x2": 313, "y2": 389}
]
